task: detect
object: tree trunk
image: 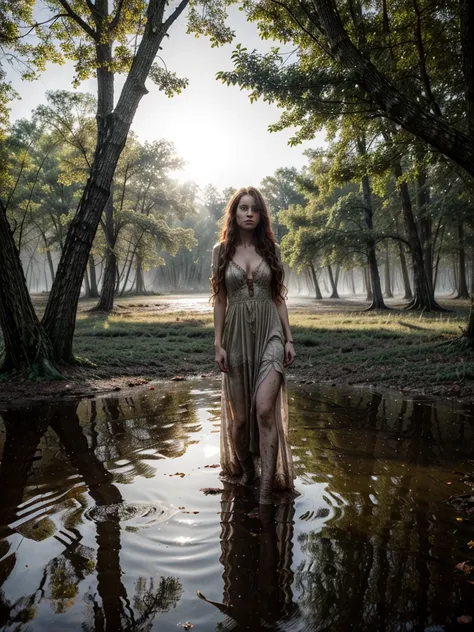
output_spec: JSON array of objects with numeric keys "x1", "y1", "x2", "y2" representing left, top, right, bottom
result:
[
  {"x1": 38, "y1": 230, "x2": 56, "y2": 287},
  {"x1": 349, "y1": 269, "x2": 356, "y2": 295},
  {"x1": 393, "y1": 162, "x2": 441, "y2": 311},
  {"x1": 456, "y1": 224, "x2": 470, "y2": 299},
  {"x1": 363, "y1": 267, "x2": 373, "y2": 301},
  {"x1": 115, "y1": 262, "x2": 120, "y2": 293},
  {"x1": 433, "y1": 251, "x2": 441, "y2": 293},
  {"x1": 83, "y1": 264, "x2": 91, "y2": 297},
  {"x1": 88, "y1": 255, "x2": 99, "y2": 298},
  {"x1": 416, "y1": 169, "x2": 434, "y2": 295},
  {"x1": 93, "y1": 195, "x2": 117, "y2": 312},
  {"x1": 467, "y1": 293, "x2": 474, "y2": 347},
  {"x1": 452, "y1": 254, "x2": 458, "y2": 294},
  {"x1": 398, "y1": 241, "x2": 413, "y2": 300},
  {"x1": 471, "y1": 248, "x2": 474, "y2": 295},
  {"x1": 120, "y1": 251, "x2": 135, "y2": 296},
  {"x1": 0, "y1": 203, "x2": 61, "y2": 377},
  {"x1": 135, "y1": 259, "x2": 146, "y2": 295},
  {"x1": 37, "y1": 2, "x2": 188, "y2": 364},
  {"x1": 361, "y1": 173, "x2": 386, "y2": 309},
  {"x1": 384, "y1": 244, "x2": 393, "y2": 298},
  {"x1": 327, "y1": 264, "x2": 339, "y2": 298},
  {"x1": 95, "y1": 248, "x2": 117, "y2": 311},
  {"x1": 309, "y1": 263, "x2": 323, "y2": 299},
  {"x1": 40, "y1": 230, "x2": 56, "y2": 288}
]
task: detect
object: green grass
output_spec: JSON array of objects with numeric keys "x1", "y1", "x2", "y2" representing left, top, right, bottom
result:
[
  {"x1": 286, "y1": 305, "x2": 473, "y2": 393},
  {"x1": 71, "y1": 310, "x2": 215, "y2": 376},
  {"x1": 1, "y1": 295, "x2": 473, "y2": 398}
]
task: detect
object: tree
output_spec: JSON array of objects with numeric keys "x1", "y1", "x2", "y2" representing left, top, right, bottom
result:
[
  {"x1": 93, "y1": 138, "x2": 195, "y2": 310},
  {"x1": 211, "y1": 0, "x2": 473, "y2": 333},
  {"x1": 260, "y1": 167, "x2": 306, "y2": 242},
  {"x1": 279, "y1": 150, "x2": 386, "y2": 306},
  {"x1": 152, "y1": 184, "x2": 227, "y2": 292},
  {"x1": 0, "y1": 0, "x2": 233, "y2": 375},
  {"x1": 4, "y1": 111, "x2": 87, "y2": 281}
]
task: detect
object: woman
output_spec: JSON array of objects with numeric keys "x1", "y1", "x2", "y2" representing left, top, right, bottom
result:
[{"x1": 211, "y1": 186, "x2": 296, "y2": 510}]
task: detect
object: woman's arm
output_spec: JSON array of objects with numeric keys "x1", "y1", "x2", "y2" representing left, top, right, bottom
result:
[
  {"x1": 275, "y1": 298, "x2": 293, "y2": 343},
  {"x1": 275, "y1": 299, "x2": 295, "y2": 368},
  {"x1": 275, "y1": 243, "x2": 295, "y2": 368},
  {"x1": 212, "y1": 244, "x2": 229, "y2": 372}
]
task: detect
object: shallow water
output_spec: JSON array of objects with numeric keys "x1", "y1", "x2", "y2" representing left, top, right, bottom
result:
[{"x1": 1, "y1": 382, "x2": 474, "y2": 632}]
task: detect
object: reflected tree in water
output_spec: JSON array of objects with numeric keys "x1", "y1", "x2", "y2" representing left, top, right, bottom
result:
[
  {"x1": 86, "y1": 389, "x2": 201, "y2": 485},
  {"x1": 290, "y1": 390, "x2": 473, "y2": 630},
  {"x1": 82, "y1": 575, "x2": 182, "y2": 632},
  {"x1": 0, "y1": 394, "x2": 192, "y2": 630}
]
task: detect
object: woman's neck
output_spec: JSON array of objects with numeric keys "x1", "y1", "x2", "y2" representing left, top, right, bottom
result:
[{"x1": 237, "y1": 230, "x2": 255, "y2": 248}]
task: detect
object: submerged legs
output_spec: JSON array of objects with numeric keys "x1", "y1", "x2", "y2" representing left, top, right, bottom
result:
[
  {"x1": 255, "y1": 367, "x2": 282, "y2": 505},
  {"x1": 228, "y1": 384, "x2": 255, "y2": 485}
]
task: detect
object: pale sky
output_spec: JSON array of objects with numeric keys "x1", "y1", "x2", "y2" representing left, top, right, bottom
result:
[{"x1": 6, "y1": 5, "x2": 326, "y2": 193}]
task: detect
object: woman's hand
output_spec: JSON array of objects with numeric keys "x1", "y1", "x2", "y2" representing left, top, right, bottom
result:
[
  {"x1": 215, "y1": 346, "x2": 229, "y2": 372},
  {"x1": 283, "y1": 341, "x2": 295, "y2": 368}
]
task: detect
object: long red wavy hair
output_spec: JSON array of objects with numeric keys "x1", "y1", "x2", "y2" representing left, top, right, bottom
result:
[{"x1": 210, "y1": 186, "x2": 287, "y2": 303}]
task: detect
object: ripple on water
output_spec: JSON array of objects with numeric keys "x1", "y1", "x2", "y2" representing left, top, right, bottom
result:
[
  {"x1": 3, "y1": 380, "x2": 474, "y2": 632},
  {"x1": 84, "y1": 501, "x2": 180, "y2": 529}
]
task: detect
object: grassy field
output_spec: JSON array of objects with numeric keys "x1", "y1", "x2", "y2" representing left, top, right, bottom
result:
[{"x1": 1, "y1": 294, "x2": 473, "y2": 402}]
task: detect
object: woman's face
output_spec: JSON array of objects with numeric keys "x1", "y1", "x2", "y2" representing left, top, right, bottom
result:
[{"x1": 235, "y1": 194, "x2": 261, "y2": 231}]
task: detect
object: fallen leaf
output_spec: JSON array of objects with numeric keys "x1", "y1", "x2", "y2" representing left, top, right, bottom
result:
[
  {"x1": 455, "y1": 562, "x2": 474, "y2": 575},
  {"x1": 467, "y1": 541, "x2": 474, "y2": 548},
  {"x1": 457, "y1": 615, "x2": 472, "y2": 624},
  {"x1": 204, "y1": 464, "x2": 220, "y2": 469}
]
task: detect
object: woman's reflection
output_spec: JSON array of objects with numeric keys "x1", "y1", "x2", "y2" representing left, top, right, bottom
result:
[{"x1": 200, "y1": 483, "x2": 296, "y2": 630}]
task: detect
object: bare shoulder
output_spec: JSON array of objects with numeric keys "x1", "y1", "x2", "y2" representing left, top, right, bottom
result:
[{"x1": 212, "y1": 241, "x2": 222, "y2": 261}]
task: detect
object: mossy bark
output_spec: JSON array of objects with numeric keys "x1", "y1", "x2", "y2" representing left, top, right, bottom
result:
[{"x1": 0, "y1": 202, "x2": 62, "y2": 379}]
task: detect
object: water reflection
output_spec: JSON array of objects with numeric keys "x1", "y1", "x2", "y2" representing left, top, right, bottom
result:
[
  {"x1": 291, "y1": 388, "x2": 474, "y2": 631},
  {"x1": 0, "y1": 384, "x2": 474, "y2": 631},
  {"x1": 0, "y1": 389, "x2": 196, "y2": 631},
  {"x1": 200, "y1": 483, "x2": 296, "y2": 630}
]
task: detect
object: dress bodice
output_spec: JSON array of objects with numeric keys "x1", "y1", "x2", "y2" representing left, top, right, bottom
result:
[{"x1": 225, "y1": 259, "x2": 273, "y2": 304}]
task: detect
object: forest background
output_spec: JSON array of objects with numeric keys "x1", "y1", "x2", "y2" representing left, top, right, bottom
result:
[{"x1": 1, "y1": 0, "x2": 474, "y2": 403}]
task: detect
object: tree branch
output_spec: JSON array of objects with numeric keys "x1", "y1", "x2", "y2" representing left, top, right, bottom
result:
[
  {"x1": 266, "y1": 0, "x2": 335, "y2": 59},
  {"x1": 110, "y1": 0, "x2": 126, "y2": 32},
  {"x1": 0, "y1": 14, "x2": 70, "y2": 41},
  {"x1": 55, "y1": 0, "x2": 97, "y2": 40},
  {"x1": 312, "y1": 0, "x2": 474, "y2": 176},
  {"x1": 413, "y1": 0, "x2": 441, "y2": 117},
  {"x1": 460, "y1": 0, "x2": 474, "y2": 136},
  {"x1": 163, "y1": 0, "x2": 189, "y2": 32}
]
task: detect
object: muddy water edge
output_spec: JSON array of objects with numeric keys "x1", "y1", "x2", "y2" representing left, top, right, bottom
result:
[{"x1": 0, "y1": 381, "x2": 474, "y2": 632}]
